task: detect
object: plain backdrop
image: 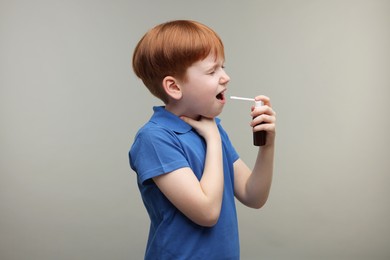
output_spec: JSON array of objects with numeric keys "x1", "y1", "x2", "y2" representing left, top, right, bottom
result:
[{"x1": 1, "y1": 0, "x2": 389, "y2": 259}]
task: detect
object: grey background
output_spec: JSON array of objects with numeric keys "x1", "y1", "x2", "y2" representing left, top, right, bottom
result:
[{"x1": 1, "y1": 0, "x2": 389, "y2": 259}]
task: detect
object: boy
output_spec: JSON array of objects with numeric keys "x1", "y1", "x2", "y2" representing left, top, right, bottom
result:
[{"x1": 129, "y1": 20, "x2": 276, "y2": 259}]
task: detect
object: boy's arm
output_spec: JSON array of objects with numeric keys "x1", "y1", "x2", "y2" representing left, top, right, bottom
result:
[
  {"x1": 234, "y1": 96, "x2": 276, "y2": 209},
  {"x1": 153, "y1": 116, "x2": 224, "y2": 227}
]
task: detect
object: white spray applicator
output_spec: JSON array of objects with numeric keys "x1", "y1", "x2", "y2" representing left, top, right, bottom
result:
[{"x1": 230, "y1": 96, "x2": 266, "y2": 146}]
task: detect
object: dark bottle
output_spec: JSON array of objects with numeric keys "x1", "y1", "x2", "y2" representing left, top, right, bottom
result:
[
  {"x1": 254, "y1": 130, "x2": 266, "y2": 146},
  {"x1": 253, "y1": 101, "x2": 266, "y2": 146}
]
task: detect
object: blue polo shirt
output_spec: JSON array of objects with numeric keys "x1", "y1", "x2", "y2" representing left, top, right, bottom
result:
[{"x1": 129, "y1": 106, "x2": 240, "y2": 260}]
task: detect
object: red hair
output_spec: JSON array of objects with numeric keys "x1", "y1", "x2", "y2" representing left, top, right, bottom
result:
[{"x1": 132, "y1": 20, "x2": 225, "y2": 103}]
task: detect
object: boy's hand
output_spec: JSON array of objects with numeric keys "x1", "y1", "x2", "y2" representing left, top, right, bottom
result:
[
  {"x1": 250, "y1": 95, "x2": 276, "y2": 145},
  {"x1": 181, "y1": 116, "x2": 220, "y2": 142}
]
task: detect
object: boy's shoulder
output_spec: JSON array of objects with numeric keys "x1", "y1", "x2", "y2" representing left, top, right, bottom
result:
[{"x1": 134, "y1": 120, "x2": 173, "y2": 141}]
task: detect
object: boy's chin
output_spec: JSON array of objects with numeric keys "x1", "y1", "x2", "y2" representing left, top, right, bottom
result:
[{"x1": 202, "y1": 111, "x2": 223, "y2": 119}]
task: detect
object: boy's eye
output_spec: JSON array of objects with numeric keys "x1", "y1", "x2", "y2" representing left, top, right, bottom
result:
[{"x1": 207, "y1": 64, "x2": 225, "y2": 75}]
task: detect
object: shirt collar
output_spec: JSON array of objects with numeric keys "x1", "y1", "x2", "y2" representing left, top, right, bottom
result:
[
  {"x1": 150, "y1": 106, "x2": 221, "y2": 134},
  {"x1": 150, "y1": 106, "x2": 192, "y2": 134}
]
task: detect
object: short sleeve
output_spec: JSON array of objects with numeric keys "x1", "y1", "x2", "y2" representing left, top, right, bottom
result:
[{"x1": 129, "y1": 127, "x2": 190, "y2": 184}]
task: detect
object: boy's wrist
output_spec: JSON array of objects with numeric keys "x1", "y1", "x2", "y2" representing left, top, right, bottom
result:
[{"x1": 205, "y1": 134, "x2": 221, "y2": 145}]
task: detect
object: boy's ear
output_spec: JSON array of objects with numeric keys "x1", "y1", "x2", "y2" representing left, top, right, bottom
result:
[{"x1": 162, "y1": 76, "x2": 182, "y2": 100}]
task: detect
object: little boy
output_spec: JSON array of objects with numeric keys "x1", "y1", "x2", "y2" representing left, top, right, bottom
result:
[{"x1": 129, "y1": 20, "x2": 276, "y2": 259}]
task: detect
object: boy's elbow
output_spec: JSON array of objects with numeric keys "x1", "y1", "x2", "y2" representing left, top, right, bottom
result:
[
  {"x1": 198, "y1": 218, "x2": 218, "y2": 227},
  {"x1": 195, "y1": 208, "x2": 221, "y2": 227},
  {"x1": 247, "y1": 196, "x2": 269, "y2": 209},
  {"x1": 251, "y1": 200, "x2": 267, "y2": 209}
]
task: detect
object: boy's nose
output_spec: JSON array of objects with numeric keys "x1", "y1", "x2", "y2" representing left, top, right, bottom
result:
[{"x1": 220, "y1": 71, "x2": 230, "y2": 85}]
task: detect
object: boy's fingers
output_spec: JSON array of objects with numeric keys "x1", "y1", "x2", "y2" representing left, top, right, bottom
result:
[{"x1": 254, "y1": 95, "x2": 271, "y2": 107}]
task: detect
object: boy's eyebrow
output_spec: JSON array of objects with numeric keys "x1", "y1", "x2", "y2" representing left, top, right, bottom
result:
[{"x1": 206, "y1": 60, "x2": 224, "y2": 70}]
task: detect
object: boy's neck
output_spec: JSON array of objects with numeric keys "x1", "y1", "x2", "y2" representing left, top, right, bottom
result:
[{"x1": 165, "y1": 103, "x2": 200, "y2": 120}]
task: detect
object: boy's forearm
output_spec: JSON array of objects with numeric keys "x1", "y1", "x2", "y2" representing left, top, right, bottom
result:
[
  {"x1": 200, "y1": 137, "x2": 224, "y2": 214},
  {"x1": 245, "y1": 144, "x2": 275, "y2": 208}
]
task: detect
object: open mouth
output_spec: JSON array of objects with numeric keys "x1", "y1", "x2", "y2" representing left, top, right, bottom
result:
[{"x1": 216, "y1": 91, "x2": 225, "y2": 101}]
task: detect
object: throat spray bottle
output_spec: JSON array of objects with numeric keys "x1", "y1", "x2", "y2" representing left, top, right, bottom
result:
[
  {"x1": 253, "y1": 100, "x2": 266, "y2": 146},
  {"x1": 230, "y1": 96, "x2": 267, "y2": 146}
]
